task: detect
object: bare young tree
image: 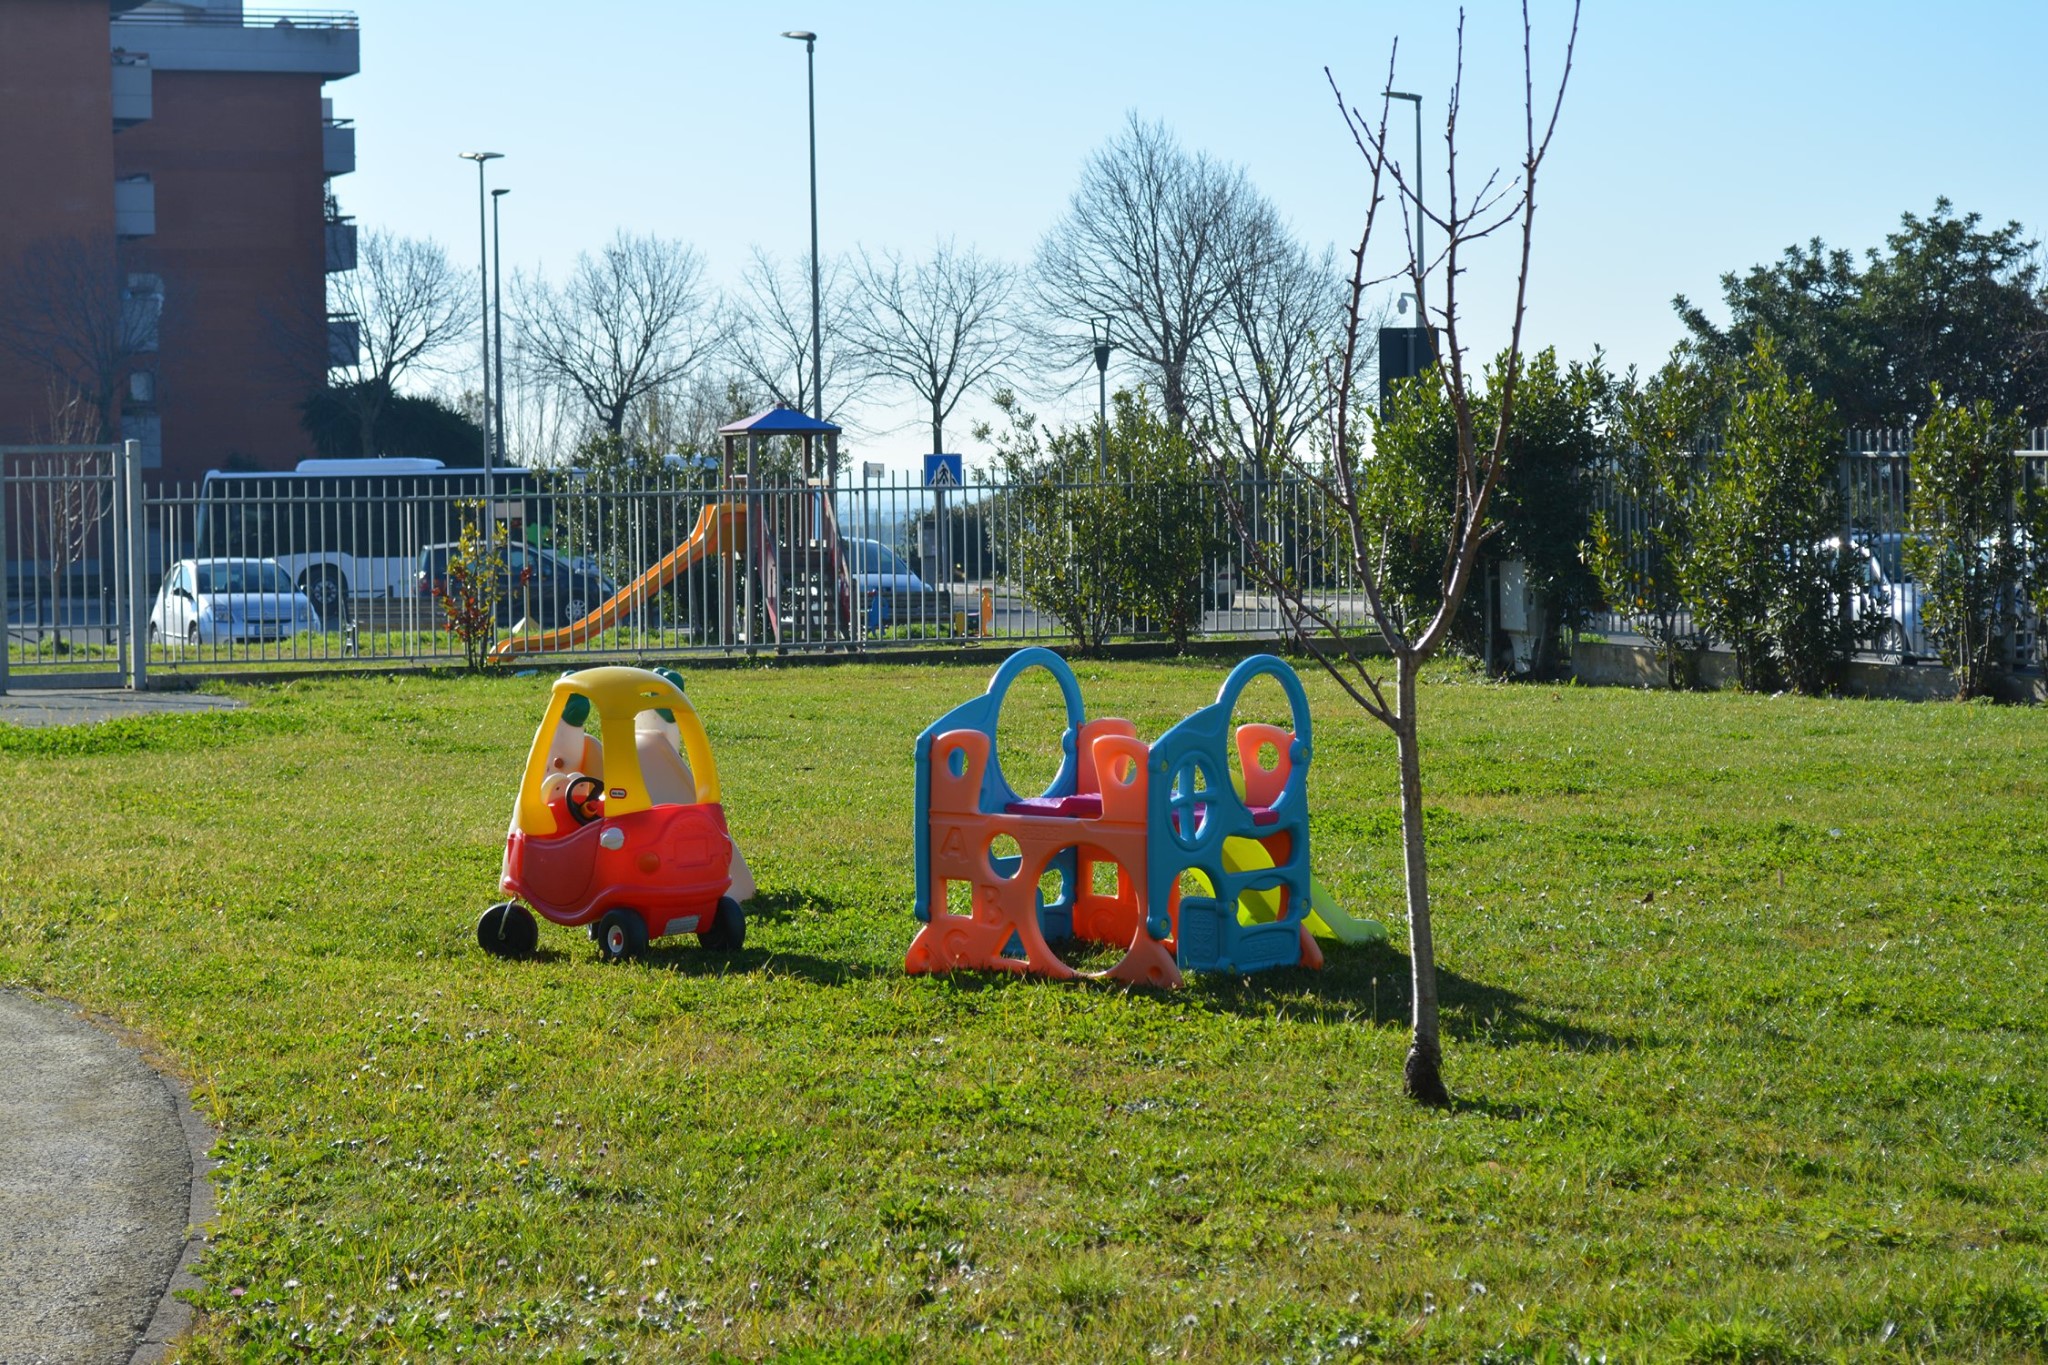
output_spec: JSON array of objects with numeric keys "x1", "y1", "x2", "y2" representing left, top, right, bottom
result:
[
  {"x1": 325, "y1": 230, "x2": 473, "y2": 457},
  {"x1": 843, "y1": 240, "x2": 1019, "y2": 456},
  {"x1": 1036, "y1": 115, "x2": 1267, "y2": 428},
  {"x1": 516, "y1": 231, "x2": 726, "y2": 438},
  {"x1": 1211, "y1": 3, "x2": 1580, "y2": 1106},
  {"x1": 730, "y1": 248, "x2": 863, "y2": 425},
  {"x1": 0, "y1": 233, "x2": 152, "y2": 444}
]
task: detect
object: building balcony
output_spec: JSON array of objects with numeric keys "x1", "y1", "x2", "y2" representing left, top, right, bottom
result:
[
  {"x1": 322, "y1": 118, "x2": 355, "y2": 177},
  {"x1": 115, "y1": 175, "x2": 157, "y2": 237},
  {"x1": 324, "y1": 217, "x2": 356, "y2": 273},
  {"x1": 327, "y1": 314, "x2": 360, "y2": 369},
  {"x1": 112, "y1": 52, "x2": 153, "y2": 127},
  {"x1": 108, "y1": 8, "x2": 360, "y2": 79}
]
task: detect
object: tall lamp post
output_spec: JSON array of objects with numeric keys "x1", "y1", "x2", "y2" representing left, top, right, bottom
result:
[
  {"x1": 1089, "y1": 315, "x2": 1113, "y2": 476},
  {"x1": 781, "y1": 31, "x2": 823, "y2": 447},
  {"x1": 459, "y1": 150, "x2": 503, "y2": 550},
  {"x1": 491, "y1": 188, "x2": 510, "y2": 467},
  {"x1": 1383, "y1": 91, "x2": 1423, "y2": 319}
]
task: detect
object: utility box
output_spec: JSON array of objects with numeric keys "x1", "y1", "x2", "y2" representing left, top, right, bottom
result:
[{"x1": 1498, "y1": 557, "x2": 1550, "y2": 675}]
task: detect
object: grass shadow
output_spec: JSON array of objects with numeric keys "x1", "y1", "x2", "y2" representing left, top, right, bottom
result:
[
  {"x1": 1180, "y1": 941, "x2": 1633, "y2": 1054},
  {"x1": 742, "y1": 887, "x2": 841, "y2": 926},
  {"x1": 630, "y1": 941, "x2": 885, "y2": 987}
]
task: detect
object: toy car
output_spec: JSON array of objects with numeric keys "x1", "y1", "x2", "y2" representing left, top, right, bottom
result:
[{"x1": 478, "y1": 665, "x2": 746, "y2": 962}]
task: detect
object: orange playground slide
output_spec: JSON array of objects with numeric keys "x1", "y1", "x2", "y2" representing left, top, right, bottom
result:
[{"x1": 490, "y1": 503, "x2": 748, "y2": 659}]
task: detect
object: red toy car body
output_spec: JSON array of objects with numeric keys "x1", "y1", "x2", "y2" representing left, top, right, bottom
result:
[{"x1": 479, "y1": 666, "x2": 746, "y2": 961}]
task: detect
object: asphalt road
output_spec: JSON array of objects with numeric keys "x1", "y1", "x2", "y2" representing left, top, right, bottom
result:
[{"x1": 0, "y1": 992, "x2": 204, "y2": 1365}]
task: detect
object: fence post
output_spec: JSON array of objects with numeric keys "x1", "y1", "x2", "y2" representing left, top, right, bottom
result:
[
  {"x1": 125, "y1": 440, "x2": 148, "y2": 691},
  {"x1": 1838, "y1": 446, "x2": 1855, "y2": 648}
]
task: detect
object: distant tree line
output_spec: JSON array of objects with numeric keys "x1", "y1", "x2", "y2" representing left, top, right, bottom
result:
[{"x1": 296, "y1": 113, "x2": 1352, "y2": 483}]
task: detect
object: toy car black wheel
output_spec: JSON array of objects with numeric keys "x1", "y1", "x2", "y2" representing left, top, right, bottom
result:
[
  {"x1": 593, "y1": 909, "x2": 647, "y2": 963},
  {"x1": 699, "y1": 896, "x2": 746, "y2": 952},
  {"x1": 477, "y1": 902, "x2": 538, "y2": 958}
]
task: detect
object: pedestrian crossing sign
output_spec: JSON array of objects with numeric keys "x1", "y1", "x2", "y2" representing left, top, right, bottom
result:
[{"x1": 923, "y1": 453, "x2": 963, "y2": 488}]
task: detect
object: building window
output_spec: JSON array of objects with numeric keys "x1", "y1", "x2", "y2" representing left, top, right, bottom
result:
[{"x1": 124, "y1": 274, "x2": 164, "y2": 354}]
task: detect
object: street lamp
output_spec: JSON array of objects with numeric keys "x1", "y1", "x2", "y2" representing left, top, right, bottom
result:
[
  {"x1": 1383, "y1": 91, "x2": 1423, "y2": 319},
  {"x1": 459, "y1": 151, "x2": 502, "y2": 548},
  {"x1": 491, "y1": 187, "x2": 509, "y2": 467},
  {"x1": 781, "y1": 30, "x2": 823, "y2": 443},
  {"x1": 1089, "y1": 315, "x2": 1113, "y2": 476}
]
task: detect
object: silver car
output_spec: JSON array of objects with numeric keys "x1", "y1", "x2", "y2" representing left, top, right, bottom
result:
[{"x1": 149, "y1": 558, "x2": 321, "y2": 648}]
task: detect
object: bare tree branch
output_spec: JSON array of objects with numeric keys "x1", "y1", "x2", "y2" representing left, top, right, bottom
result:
[
  {"x1": 325, "y1": 230, "x2": 473, "y2": 457},
  {"x1": 515, "y1": 232, "x2": 728, "y2": 439},
  {"x1": 0, "y1": 233, "x2": 151, "y2": 444},
  {"x1": 1035, "y1": 115, "x2": 1267, "y2": 428},
  {"x1": 730, "y1": 247, "x2": 864, "y2": 425},
  {"x1": 843, "y1": 240, "x2": 1020, "y2": 455}
]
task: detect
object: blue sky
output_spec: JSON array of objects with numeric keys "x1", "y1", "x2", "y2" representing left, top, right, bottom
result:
[{"x1": 333, "y1": 1, "x2": 2048, "y2": 463}]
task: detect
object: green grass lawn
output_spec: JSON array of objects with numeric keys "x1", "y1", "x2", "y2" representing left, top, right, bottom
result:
[{"x1": 3, "y1": 658, "x2": 2047, "y2": 1363}]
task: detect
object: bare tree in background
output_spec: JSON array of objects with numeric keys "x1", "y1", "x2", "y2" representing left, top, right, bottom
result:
[
  {"x1": 1036, "y1": 116, "x2": 1267, "y2": 429},
  {"x1": 516, "y1": 231, "x2": 726, "y2": 438},
  {"x1": 1210, "y1": 3, "x2": 1580, "y2": 1106},
  {"x1": 1205, "y1": 226, "x2": 1350, "y2": 476},
  {"x1": 730, "y1": 248, "x2": 862, "y2": 425},
  {"x1": 0, "y1": 233, "x2": 152, "y2": 444},
  {"x1": 325, "y1": 230, "x2": 472, "y2": 457},
  {"x1": 843, "y1": 241, "x2": 1020, "y2": 456}
]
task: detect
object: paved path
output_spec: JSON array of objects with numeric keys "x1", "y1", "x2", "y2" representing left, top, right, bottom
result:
[
  {"x1": 0, "y1": 992, "x2": 212, "y2": 1365},
  {"x1": 0, "y1": 689, "x2": 240, "y2": 729}
]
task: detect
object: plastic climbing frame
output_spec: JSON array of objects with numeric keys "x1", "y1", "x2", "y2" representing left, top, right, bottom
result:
[{"x1": 905, "y1": 648, "x2": 1323, "y2": 986}]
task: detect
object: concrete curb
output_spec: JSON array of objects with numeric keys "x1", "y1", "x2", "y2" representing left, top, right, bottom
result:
[{"x1": 129, "y1": 1064, "x2": 217, "y2": 1365}]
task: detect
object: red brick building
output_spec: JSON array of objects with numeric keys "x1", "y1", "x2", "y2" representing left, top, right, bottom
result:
[{"x1": 0, "y1": 0, "x2": 358, "y2": 480}]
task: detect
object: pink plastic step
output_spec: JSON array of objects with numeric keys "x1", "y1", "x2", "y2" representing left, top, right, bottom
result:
[{"x1": 1004, "y1": 794, "x2": 1103, "y2": 819}]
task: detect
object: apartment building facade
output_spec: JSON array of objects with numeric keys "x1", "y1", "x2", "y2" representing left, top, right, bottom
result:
[{"x1": 0, "y1": 0, "x2": 359, "y2": 480}]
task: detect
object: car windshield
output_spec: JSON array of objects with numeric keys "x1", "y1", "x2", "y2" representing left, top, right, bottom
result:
[
  {"x1": 193, "y1": 561, "x2": 292, "y2": 594},
  {"x1": 850, "y1": 541, "x2": 909, "y2": 576}
]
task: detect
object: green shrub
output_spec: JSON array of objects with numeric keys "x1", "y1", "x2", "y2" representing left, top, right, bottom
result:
[
  {"x1": 1373, "y1": 347, "x2": 1612, "y2": 672},
  {"x1": 1683, "y1": 337, "x2": 1860, "y2": 693},
  {"x1": 1905, "y1": 386, "x2": 2031, "y2": 696}
]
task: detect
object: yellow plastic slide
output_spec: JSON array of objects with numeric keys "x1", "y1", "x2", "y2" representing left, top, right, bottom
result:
[
  {"x1": 1213, "y1": 835, "x2": 1387, "y2": 945},
  {"x1": 492, "y1": 503, "x2": 747, "y2": 659}
]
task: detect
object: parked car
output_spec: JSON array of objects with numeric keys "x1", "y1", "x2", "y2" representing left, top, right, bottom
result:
[
  {"x1": 148, "y1": 558, "x2": 321, "y2": 648},
  {"x1": 416, "y1": 541, "x2": 615, "y2": 630},
  {"x1": 845, "y1": 538, "x2": 951, "y2": 630},
  {"x1": 1854, "y1": 528, "x2": 2045, "y2": 668},
  {"x1": 1827, "y1": 535, "x2": 1923, "y2": 663}
]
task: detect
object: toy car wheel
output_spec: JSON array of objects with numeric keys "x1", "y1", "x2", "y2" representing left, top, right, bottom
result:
[
  {"x1": 477, "y1": 902, "x2": 538, "y2": 958},
  {"x1": 593, "y1": 909, "x2": 647, "y2": 963},
  {"x1": 699, "y1": 896, "x2": 746, "y2": 952}
]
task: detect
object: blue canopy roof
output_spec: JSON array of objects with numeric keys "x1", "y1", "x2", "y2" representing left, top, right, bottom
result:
[{"x1": 718, "y1": 405, "x2": 840, "y2": 436}]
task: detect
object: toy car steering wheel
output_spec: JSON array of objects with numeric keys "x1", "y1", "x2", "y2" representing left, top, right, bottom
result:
[{"x1": 565, "y1": 775, "x2": 605, "y2": 826}]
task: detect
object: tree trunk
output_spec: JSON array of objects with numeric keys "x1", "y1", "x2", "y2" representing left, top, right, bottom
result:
[
  {"x1": 1394, "y1": 651, "x2": 1450, "y2": 1107},
  {"x1": 358, "y1": 390, "x2": 384, "y2": 459}
]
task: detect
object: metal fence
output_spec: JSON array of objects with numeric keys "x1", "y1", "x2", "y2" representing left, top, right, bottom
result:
[
  {"x1": 0, "y1": 443, "x2": 146, "y2": 691},
  {"x1": 1588, "y1": 431, "x2": 2048, "y2": 668},
  {"x1": 5, "y1": 463, "x2": 1378, "y2": 684}
]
